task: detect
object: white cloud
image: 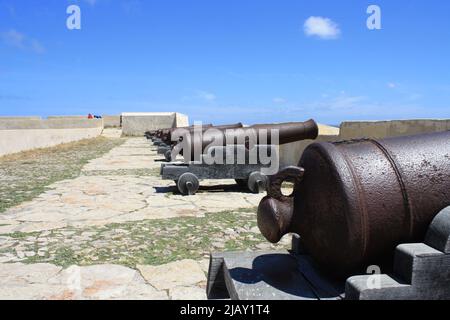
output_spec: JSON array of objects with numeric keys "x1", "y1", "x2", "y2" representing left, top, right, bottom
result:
[
  {"x1": 320, "y1": 94, "x2": 366, "y2": 111},
  {"x1": 273, "y1": 97, "x2": 287, "y2": 104},
  {"x1": 282, "y1": 92, "x2": 429, "y2": 122},
  {"x1": 30, "y1": 39, "x2": 46, "y2": 54},
  {"x1": 196, "y1": 90, "x2": 216, "y2": 102},
  {"x1": 387, "y1": 82, "x2": 397, "y2": 89},
  {"x1": 304, "y1": 16, "x2": 341, "y2": 39},
  {"x1": 1, "y1": 29, "x2": 25, "y2": 48},
  {"x1": 1, "y1": 29, "x2": 45, "y2": 54}
]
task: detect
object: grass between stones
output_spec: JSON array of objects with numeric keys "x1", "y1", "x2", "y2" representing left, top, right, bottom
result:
[
  {"x1": 0, "y1": 136, "x2": 125, "y2": 213},
  {"x1": 0, "y1": 208, "x2": 290, "y2": 268},
  {"x1": 82, "y1": 168, "x2": 160, "y2": 177}
]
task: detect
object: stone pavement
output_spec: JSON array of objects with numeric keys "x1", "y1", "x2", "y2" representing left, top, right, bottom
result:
[
  {"x1": 0, "y1": 260, "x2": 207, "y2": 300},
  {"x1": 0, "y1": 132, "x2": 262, "y2": 234},
  {"x1": 0, "y1": 129, "x2": 289, "y2": 300}
]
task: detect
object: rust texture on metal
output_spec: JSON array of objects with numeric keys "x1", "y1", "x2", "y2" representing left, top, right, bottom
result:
[
  {"x1": 178, "y1": 119, "x2": 319, "y2": 159},
  {"x1": 172, "y1": 123, "x2": 243, "y2": 144},
  {"x1": 257, "y1": 130, "x2": 450, "y2": 277},
  {"x1": 157, "y1": 123, "x2": 245, "y2": 145}
]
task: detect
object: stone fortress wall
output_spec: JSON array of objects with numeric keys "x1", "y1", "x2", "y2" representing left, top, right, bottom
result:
[
  {"x1": 1, "y1": 114, "x2": 449, "y2": 161},
  {"x1": 0, "y1": 113, "x2": 189, "y2": 157},
  {"x1": 339, "y1": 119, "x2": 450, "y2": 139},
  {"x1": 0, "y1": 117, "x2": 104, "y2": 157},
  {"x1": 279, "y1": 119, "x2": 450, "y2": 167},
  {"x1": 121, "y1": 112, "x2": 189, "y2": 136}
]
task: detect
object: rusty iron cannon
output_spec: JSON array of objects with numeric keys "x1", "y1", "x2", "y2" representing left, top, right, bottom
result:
[
  {"x1": 148, "y1": 125, "x2": 213, "y2": 145},
  {"x1": 160, "y1": 124, "x2": 212, "y2": 145},
  {"x1": 173, "y1": 119, "x2": 319, "y2": 162},
  {"x1": 159, "y1": 123, "x2": 244, "y2": 161},
  {"x1": 154, "y1": 123, "x2": 242, "y2": 146},
  {"x1": 161, "y1": 119, "x2": 319, "y2": 195},
  {"x1": 149, "y1": 129, "x2": 166, "y2": 144},
  {"x1": 171, "y1": 123, "x2": 243, "y2": 145},
  {"x1": 257, "y1": 130, "x2": 450, "y2": 278},
  {"x1": 145, "y1": 129, "x2": 160, "y2": 140}
]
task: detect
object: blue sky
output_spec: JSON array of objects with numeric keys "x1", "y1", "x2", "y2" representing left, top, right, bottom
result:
[{"x1": 0, "y1": 0, "x2": 449, "y2": 125}]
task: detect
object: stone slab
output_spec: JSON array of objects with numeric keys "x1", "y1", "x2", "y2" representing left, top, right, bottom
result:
[
  {"x1": 209, "y1": 207, "x2": 450, "y2": 300},
  {"x1": 345, "y1": 207, "x2": 450, "y2": 300},
  {"x1": 169, "y1": 286, "x2": 207, "y2": 300},
  {"x1": 207, "y1": 250, "x2": 344, "y2": 300},
  {"x1": 0, "y1": 263, "x2": 167, "y2": 300},
  {"x1": 137, "y1": 259, "x2": 206, "y2": 291}
]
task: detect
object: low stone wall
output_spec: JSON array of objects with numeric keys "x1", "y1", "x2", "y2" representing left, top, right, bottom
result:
[
  {"x1": 175, "y1": 113, "x2": 189, "y2": 127},
  {"x1": 121, "y1": 112, "x2": 189, "y2": 136},
  {"x1": 102, "y1": 115, "x2": 121, "y2": 128},
  {"x1": 0, "y1": 118, "x2": 104, "y2": 157},
  {"x1": 0, "y1": 116, "x2": 42, "y2": 120},
  {"x1": 276, "y1": 119, "x2": 450, "y2": 168},
  {"x1": 47, "y1": 116, "x2": 86, "y2": 120},
  {"x1": 0, "y1": 118, "x2": 103, "y2": 130},
  {"x1": 47, "y1": 115, "x2": 122, "y2": 128},
  {"x1": 340, "y1": 119, "x2": 450, "y2": 140}
]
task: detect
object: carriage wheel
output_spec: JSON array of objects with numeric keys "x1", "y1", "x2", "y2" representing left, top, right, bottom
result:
[
  {"x1": 247, "y1": 172, "x2": 268, "y2": 193},
  {"x1": 164, "y1": 150, "x2": 172, "y2": 162},
  {"x1": 177, "y1": 173, "x2": 200, "y2": 196}
]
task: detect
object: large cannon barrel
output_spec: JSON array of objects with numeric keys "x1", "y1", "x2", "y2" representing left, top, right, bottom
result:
[
  {"x1": 145, "y1": 130, "x2": 157, "y2": 136},
  {"x1": 257, "y1": 130, "x2": 450, "y2": 277},
  {"x1": 209, "y1": 122, "x2": 244, "y2": 131},
  {"x1": 162, "y1": 124, "x2": 213, "y2": 144},
  {"x1": 151, "y1": 124, "x2": 214, "y2": 144},
  {"x1": 181, "y1": 119, "x2": 318, "y2": 154},
  {"x1": 157, "y1": 123, "x2": 244, "y2": 145},
  {"x1": 173, "y1": 123, "x2": 244, "y2": 140},
  {"x1": 174, "y1": 123, "x2": 243, "y2": 137},
  {"x1": 145, "y1": 129, "x2": 164, "y2": 139},
  {"x1": 160, "y1": 123, "x2": 229, "y2": 145},
  {"x1": 156, "y1": 129, "x2": 166, "y2": 139}
]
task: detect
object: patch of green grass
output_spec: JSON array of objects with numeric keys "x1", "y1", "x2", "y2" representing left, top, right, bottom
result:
[
  {"x1": 149, "y1": 167, "x2": 162, "y2": 177},
  {"x1": 2, "y1": 207, "x2": 287, "y2": 268},
  {"x1": 82, "y1": 168, "x2": 157, "y2": 177},
  {"x1": 0, "y1": 136, "x2": 124, "y2": 213},
  {"x1": 7, "y1": 231, "x2": 40, "y2": 239},
  {"x1": 52, "y1": 247, "x2": 78, "y2": 268}
]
